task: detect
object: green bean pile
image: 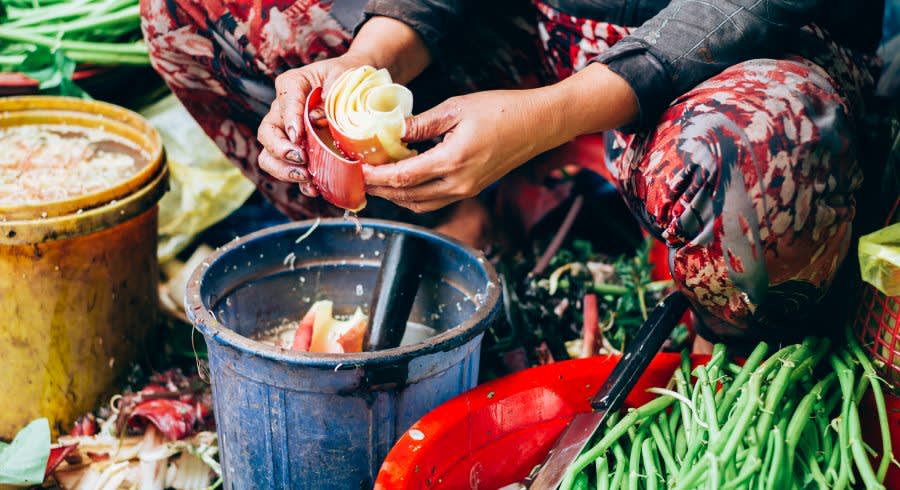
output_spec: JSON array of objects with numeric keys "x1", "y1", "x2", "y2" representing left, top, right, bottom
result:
[
  {"x1": 559, "y1": 330, "x2": 892, "y2": 490},
  {"x1": 0, "y1": 0, "x2": 149, "y2": 71}
]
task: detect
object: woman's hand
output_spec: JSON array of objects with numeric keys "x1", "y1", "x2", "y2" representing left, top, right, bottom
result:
[
  {"x1": 363, "y1": 89, "x2": 566, "y2": 212},
  {"x1": 257, "y1": 54, "x2": 369, "y2": 196},
  {"x1": 257, "y1": 16, "x2": 432, "y2": 197},
  {"x1": 363, "y1": 63, "x2": 638, "y2": 212}
]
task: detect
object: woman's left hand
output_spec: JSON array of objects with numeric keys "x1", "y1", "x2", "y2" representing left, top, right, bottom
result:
[
  {"x1": 363, "y1": 89, "x2": 568, "y2": 213},
  {"x1": 363, "y1": 63, "x2": 639, "y2": 212}
]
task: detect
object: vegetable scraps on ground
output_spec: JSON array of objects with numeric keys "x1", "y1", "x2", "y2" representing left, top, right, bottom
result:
[
  {"x1": 0, "y1": 0, "x2": 149, "y2": 96},
  {"x1": 304, "y1": 66, "x2": 415, "y2": 211},
  {"x1": 487, "y1": 238, "x2": 687, "y2": 375},
  {"x1": 517, "y1": 328, "x2": 893, "y2": 490},
  {"x1": 38, "y1": 370, "x2": 219, "y2": 490}
]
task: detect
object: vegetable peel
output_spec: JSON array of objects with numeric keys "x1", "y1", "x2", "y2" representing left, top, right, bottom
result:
[
  {"x1": 303, "y1": 66, "x2": 415, "y2": 211},
  {"x1": 303, "y1": 87, "x2": 367, "y2": 212},
  {"x1": 325, "y1": 66, "x2": 415, "y2": 164}
]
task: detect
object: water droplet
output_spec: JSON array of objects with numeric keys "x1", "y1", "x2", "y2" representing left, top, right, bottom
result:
[
  {"x1": 344, "y1": 210, "x2": 362, "y2": 233},
  {"x1": 358, "y1": 227, "x2": 374, "y2": 240},
  {"x1": 408, "y1": 429, "x2": 425, "y2": 441}
]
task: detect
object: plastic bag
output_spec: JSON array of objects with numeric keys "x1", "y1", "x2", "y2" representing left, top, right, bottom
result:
[
  {"x1": 140, "y1": 96, "x2": 255, "y2": 263},
  {"x1": 859, "y1": 222, "x2": 900, "y2": 296}
]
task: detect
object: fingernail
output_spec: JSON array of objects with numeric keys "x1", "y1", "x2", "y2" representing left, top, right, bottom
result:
[
  {"x1": 287, "y1": 126, "x2": 297, "y2": 142},
  {"x1": 309, "y1": 108, "x2": 325, "y2": 121},
  {"x1": 300, "y1": 183, "x2": 317, "y2": 196},
  {"x1": 287, "y1": 150, "x2": 304, "y2": 163},
  {"x1": 289, "y1": 167, "x2": 309, "y2": 182}
]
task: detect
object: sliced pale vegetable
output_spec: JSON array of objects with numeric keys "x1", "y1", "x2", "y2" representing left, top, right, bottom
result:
[
  {"x1": 325, "y1": 65, "x2": 415, "y2": 165},
  {"x1": 306, "y1": 300, "x2": 368, "y2": 354}
]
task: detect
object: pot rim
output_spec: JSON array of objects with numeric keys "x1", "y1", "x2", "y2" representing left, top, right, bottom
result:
[
  {"x1": 185, "y1": 218, "x2": 502, "y2": 369},
  {"x1": 0, "y1": 95, "x2": 164, "y2": 220}
]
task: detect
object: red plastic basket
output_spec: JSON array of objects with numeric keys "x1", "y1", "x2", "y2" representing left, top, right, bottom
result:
[
  {"x1": 855, "y1": 285, "x2": 900, "y2": 388},
  {"x1": 854, "y1": 194, "x2": 900, "y2": 486},
  {"x1": 854, "y1": 196, "x2": 900, "y2": 391}
]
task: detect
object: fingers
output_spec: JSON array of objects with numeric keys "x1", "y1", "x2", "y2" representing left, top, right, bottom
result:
[
  {"x1": 299, "y1": 182, "x2": 320, "y2": 198},
  {"x1": 402, "y1": 99, "x2": 461, "y2": 143},
  {"x1": 367, "y1": 177, "x2": 451, "y2": 203},
  {"x1": 275, "y1": 72, "x2": 313, "y2": 144},
  {"x1": 399, "y1": 197, "x2": 458, "y2": 214},
  {"x1": 258, "y1": 149, "x2": 311, "y2": 184},
  {"x1": 258, "y1": 149, "x2": 320, "y2": 197},
  {"x1": 258, "y1": 101, "x2": 305, "y2": 164},
  {"x1": 362, "y1": 146, "x2": 453, "y2": 188}
]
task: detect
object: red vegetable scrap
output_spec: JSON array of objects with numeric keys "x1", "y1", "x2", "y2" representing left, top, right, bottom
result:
[
  {"x1": 581, "y1": 293, "x2": 599, "y2": 358},
  {"x1": 45, "y1": 444, "x2": 78, "y2": 478},
  {"x1": 290, "y1": 308, "x2": 315, "y2": 352},
  {"x1": 69, "y1": 414, "x2": 97, "y2": 436},
  {"x1": 535, "y1": 341, "x2": 555, "y2": 365},
  {"x1": 114, "y1": 369, "x2": 214, "y2": 441},
  {"x1": 129, "y1": 399, "x2": 198, "y2": 441}
]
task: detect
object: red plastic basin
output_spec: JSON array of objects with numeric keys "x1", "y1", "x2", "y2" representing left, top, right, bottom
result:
[{"x1": 376, "y1": 353, "x2": 701, "y2": 489}]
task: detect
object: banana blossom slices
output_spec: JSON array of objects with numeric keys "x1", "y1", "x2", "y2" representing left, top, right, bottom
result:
[{"x1": 325, "y1": 66, "x2": 416, "y2": 165}]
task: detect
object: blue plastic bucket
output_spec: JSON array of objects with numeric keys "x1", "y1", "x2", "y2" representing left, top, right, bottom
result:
[{"x1": 185, "y1": 219, "x2": 500, "y2": 489}]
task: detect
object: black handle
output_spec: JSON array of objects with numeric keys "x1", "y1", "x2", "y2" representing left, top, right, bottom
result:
[
  {"x1": 363, "y1": 233, "x2": 427, "y2": 351},
  {"x1": 591, "y1": 291, "x2": 689, "y2": 411}
]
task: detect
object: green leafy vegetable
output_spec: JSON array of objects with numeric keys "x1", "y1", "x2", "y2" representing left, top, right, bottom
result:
[
  {"x1": 18, "y1": 46, "x2": 87, "y2": 97},
  {"x1": 0, "y1": 0, "x2": 148, "y2": 96},
  {"x1": 0, "y1": 418, "x2": 51, "y2": 485}
]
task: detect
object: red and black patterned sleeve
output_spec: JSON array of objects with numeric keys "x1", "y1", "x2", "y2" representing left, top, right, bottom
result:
[
  {"x1": 359, "y1": 0, "x2": 467, "y2": 59},
  {"x1": 593, "y1": 0, "x2": 829, "y2": 133}
]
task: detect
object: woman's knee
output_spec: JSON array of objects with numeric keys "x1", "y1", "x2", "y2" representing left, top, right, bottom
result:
[{"x1": 619, "y1": 58, "x2": 863, "y2": 339}]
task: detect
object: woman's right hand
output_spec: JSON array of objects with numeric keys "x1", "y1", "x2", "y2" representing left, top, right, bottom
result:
[{"x1": 257, "y1": 54, "x2": 369, "y2": 197}]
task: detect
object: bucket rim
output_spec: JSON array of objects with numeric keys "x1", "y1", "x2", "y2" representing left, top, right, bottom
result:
[
  {"x1": 185, "y1": 218, "x2": 502, "y2": 368},
  {"x1": 0, "y1": 95, "x2": 164, "y2": 220}
]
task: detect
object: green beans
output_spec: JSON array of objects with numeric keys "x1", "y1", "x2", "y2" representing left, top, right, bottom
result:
[
  {"x1": 555, "y1": 330, "x2": 891, "y2": 489},
  {"x1": 845, "y1": 329, "x2": 893, "y2": 481},
  {"x1": 596, "y1": 457, "x2": 609, "y2": 490}
]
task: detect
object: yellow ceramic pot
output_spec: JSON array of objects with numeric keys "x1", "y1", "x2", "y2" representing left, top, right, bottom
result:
[{"x1": 0, "y1": 96, "x2": 167, "y2": 438}]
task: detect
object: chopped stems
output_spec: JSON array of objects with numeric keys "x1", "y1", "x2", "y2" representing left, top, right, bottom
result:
[
  {"x1": 0, "y1": 28, "x2": 147, "y2": 55},
  {"x1": 531, "y1": 195, "x2": 583, "y2": 276},
  {"x1": 28, "y1": 6, "x2": 140, "y2": 35},
  {"x1": 0, "y1": 0, "x2": 149, "y2": 75}
]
